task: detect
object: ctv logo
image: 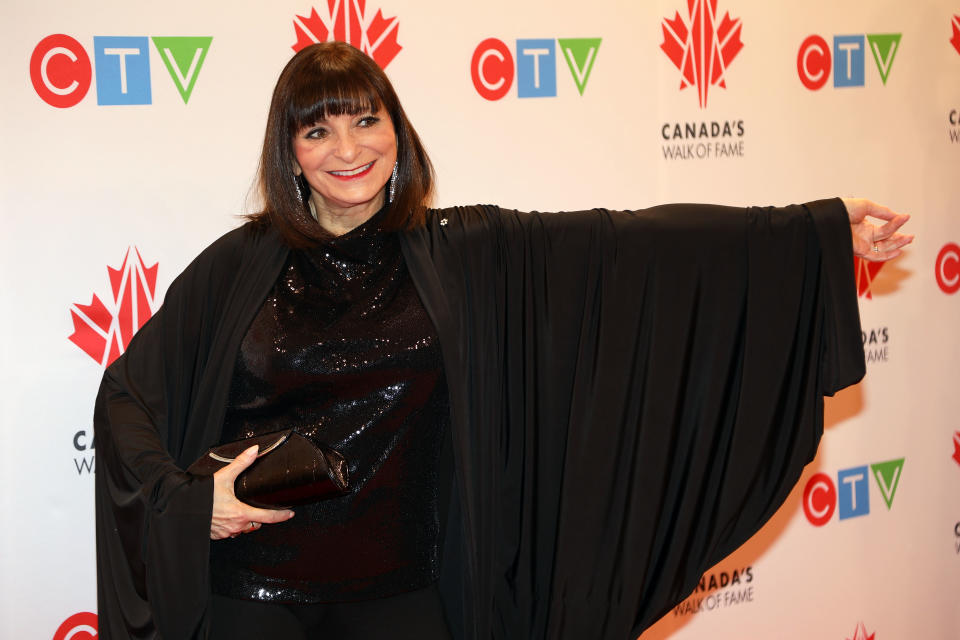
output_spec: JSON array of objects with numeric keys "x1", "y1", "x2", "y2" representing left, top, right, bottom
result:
[
  {"x1": 53, "y1": 612, "x2": 97, "y2": 640},
  {"x1": 292, "y1": 1, "x2": 401, "y2": 68},
  {"x1": 30, "y1": 34, "x2": 212, "y2": 108},
  {"x1": 660, "y1": 0, "x2": 743, "y2": 108},
  {"x1": 802, "y1": 458, "x2": 904, "y2": 526},
  {"x1": 470, "y1": 37, "x2": 601, "y2": 100},
  {"x1": 69, "y1": 247, "x2": 158, "y2": 368},
  {"x1": 935, "y1": 243, "x2": 960, "y2": 294},
  {"x1": 797, "y1": 33, "x2": 901, "y2": 90}
]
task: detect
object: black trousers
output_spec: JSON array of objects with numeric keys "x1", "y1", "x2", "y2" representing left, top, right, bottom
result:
[{"x1": 209, "y1": 584, "x2": 453, "y2": 640}]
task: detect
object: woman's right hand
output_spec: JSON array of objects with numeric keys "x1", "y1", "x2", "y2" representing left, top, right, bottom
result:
[{"x1": 210, "y1": 445, "x2": 295, "y2": 540}]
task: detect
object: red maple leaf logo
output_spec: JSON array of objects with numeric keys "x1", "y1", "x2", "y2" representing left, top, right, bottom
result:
[
  {"x1": 846, "y1": 621, "x2": 876, "y2": 640},
  {"x1": 854, "y1": 257, "x2": 885, "y2": 299},
  {"x1": 69, "y1": 248, "x2": 158, "y2": 367},
  {"x1": 952, "y1": 432, "x2": 960, "y2": 467},
  {"x1": 292, "y1": 0, "x2": 401, "y2": 69},
  {"x1": 951, "y1": 15, "x2": 960, "y2": 57},
  {"x1": 660, "y1": 0, "x2": 743, "y2": 108}
]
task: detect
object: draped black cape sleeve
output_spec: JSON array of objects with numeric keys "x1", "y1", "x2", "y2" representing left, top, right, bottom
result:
[{"x1": 93, "y1": 200, "x2": 864, "y2": 639}]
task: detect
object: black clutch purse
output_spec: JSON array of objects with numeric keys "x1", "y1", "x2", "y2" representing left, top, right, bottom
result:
[{"x1": 187, "y1": 429, "x2": 350, "y2": 509}]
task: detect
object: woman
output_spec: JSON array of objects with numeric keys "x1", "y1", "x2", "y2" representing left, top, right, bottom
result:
[{"x1": 94, "y1": 42, "x2": 912, "y2": 640}]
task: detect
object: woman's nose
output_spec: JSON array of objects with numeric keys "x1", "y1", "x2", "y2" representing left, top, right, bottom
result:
[{"x1": 334, "y1": 132, "x2": 359, "y2": 162}]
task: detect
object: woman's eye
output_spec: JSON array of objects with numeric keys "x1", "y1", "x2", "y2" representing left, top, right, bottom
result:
[
  {"x1": 305, "y1": 127, "x2": 328, "y2": 139},
  {"x1": 358, "y1": 116, "x2": 380, "y2": 128}
]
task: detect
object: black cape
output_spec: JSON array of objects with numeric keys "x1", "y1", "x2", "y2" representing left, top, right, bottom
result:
[{"x1": 94, "y1": 200, "x2": 864, "y2": 639}]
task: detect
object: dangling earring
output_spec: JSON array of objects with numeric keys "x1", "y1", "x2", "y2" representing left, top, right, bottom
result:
[
  {"x1": 293, "y1": 174, "x2": 303, "y2": 203},
  {"x1": 388, "y1": 161, "x2": 398, "y2": 203},
  {"x1": 294, "y1": 174, "x2": 318, "y2": 220}
]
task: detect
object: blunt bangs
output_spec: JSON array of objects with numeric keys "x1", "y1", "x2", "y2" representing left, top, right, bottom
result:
[{"x1": 288, "y1": 67, "x2": 384, "y2": 132}]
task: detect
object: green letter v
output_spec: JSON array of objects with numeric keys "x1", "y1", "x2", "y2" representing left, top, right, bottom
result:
[
  {"x1": 152, "y1": 37, "x2": 213, "y2": 104},
  {"x1": 558, "y1": 38, "x2": 602, "y2": 96}
]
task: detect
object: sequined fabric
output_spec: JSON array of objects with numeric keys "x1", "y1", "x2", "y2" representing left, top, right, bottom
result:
[{"x1": 210, "y1": 208, "x2": 449, "y2": 603}]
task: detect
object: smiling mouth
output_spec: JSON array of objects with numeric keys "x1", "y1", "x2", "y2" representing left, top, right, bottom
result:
[{"x1": 329, "y1": 161, "x2": 375, "y2": 179}]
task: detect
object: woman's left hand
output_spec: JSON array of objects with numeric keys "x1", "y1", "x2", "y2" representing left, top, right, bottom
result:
[{"x1": 841, "y1": 198, "x2": 914, "y2": 262}]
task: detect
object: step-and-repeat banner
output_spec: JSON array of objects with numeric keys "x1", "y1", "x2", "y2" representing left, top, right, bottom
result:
[{"x1": 2, "y1": 1, "x2": 958, "y2": 638}]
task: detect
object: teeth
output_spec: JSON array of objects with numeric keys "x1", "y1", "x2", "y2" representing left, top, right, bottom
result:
[{"x1": 330, "y1": 162, "x2": 373, "y2": 177}]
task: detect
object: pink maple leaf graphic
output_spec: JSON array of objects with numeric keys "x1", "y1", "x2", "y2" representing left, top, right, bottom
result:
[
  {"x1": 660, "y1": 0, "x2": 743, "y2": 108},
  {"x1": 846, "y1": 621, "x2": 876, "y2": 640},
  {"x1": 854, "y1": 257, "x2": 885, "y2": 300},
  {"x1": 292, "y1": 0, "x2": 401, "y2": 69},
  {"x1": 69, "y1": 248, "x2": 158, "y2": 367},
  {"x1": 951, "y1": 15, "x2": 960, "y2": 57}
]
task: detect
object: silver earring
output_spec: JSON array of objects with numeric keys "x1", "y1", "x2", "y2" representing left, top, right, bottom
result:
[
  {"x1": 388, "y1": 162, "x2": 398, "y2": 203},
  {"x1": 293, "y1": 175, "x2": 303, "y2": 204}
]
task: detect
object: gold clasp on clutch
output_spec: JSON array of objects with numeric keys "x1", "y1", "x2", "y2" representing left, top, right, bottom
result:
[{"x1": 208, "y1": 433, "x2": 289, "y2": 463}]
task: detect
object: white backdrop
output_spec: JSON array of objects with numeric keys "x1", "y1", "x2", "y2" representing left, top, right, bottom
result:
[{"x1": 2, "y1": 1, "x2": 959, "y2": 638}]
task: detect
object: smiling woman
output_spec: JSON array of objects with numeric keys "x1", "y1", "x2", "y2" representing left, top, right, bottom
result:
[
  {"x1": 93, "y1": 40, "x2": 912, "y2": 640},
  {"x1": 291, "y1": 109, "x2": 398, "y2": 235},
  {"x1": 252, "y1": 41, "x2": 434, "y2": 247}
]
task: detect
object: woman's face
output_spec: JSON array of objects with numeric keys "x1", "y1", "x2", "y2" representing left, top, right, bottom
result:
[{"x1": 292, "y1": 109, "x2": 397, "y2": 227}]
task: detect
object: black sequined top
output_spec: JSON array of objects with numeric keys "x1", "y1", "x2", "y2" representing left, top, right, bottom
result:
[{"x1": 209, "y1": 208, "x2": 449, "y2": 603}]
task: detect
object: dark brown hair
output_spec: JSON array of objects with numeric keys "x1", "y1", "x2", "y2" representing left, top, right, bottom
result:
[{"x1": 249, "y1": 42, "x2": 434, "y2": 246}]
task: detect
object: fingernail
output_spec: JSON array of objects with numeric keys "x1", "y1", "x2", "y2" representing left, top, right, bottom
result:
[{"x1": 287, "y1": 511, "x2": 295, "y2": 519}]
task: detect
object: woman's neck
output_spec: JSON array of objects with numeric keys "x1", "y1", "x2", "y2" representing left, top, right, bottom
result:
[{"x1": 309, "y1": 191, "x2": 386, "y2": 237}]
